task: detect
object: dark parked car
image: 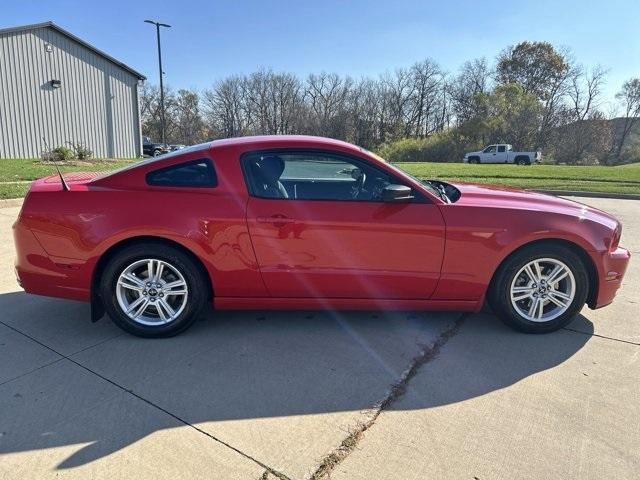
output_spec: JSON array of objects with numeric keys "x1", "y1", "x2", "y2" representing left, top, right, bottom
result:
[{"x1": 142, "y1": 136, "x2": 169, "y2": 157}]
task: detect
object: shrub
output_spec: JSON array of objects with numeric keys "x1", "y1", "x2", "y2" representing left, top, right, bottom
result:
[
  {"x1": 376, "y1": 131, "x2": 473, "y2": 163},
  {"x1": 41, "y1": 142, "x2": 94, "y2": 162},
  {"x1": 68, "y1": 142, "x2": 93, "y2": 160},
  {"x1": 41, "y1": 145, "x2": 75, "y2": 162}
]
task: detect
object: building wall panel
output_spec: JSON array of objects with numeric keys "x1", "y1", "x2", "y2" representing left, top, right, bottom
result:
[{"x1": 0, "y1": 25, "x2": 141, "y2": 158}]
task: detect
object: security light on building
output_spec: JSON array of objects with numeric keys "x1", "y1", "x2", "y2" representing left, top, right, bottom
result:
[{"x1": 0, "y1": 21, "x2": 146, "y2": 158}]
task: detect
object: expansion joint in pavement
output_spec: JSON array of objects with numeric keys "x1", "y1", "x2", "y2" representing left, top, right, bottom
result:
[
  {"x1": 562, "y1": 326, "x2": 640, "y2": 346},
  {"x1": 308, "y1": 312, "x2": 469, "y2": 480},
  {"x1": 0, "y1": 319, "x2": 293, "y2": 480}
]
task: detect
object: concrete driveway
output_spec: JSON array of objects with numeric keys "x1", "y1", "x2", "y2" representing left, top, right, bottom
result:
[{"x1": 0, "y1": 197, "x2": 637, "y2": 479}]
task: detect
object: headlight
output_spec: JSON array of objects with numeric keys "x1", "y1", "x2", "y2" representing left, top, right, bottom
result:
[{"x1": 609, "y1": 223, "x2": 622, "y2": 251}]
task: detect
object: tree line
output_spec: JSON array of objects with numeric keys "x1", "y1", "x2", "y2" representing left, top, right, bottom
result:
[{"x1": 140, "y1": 41, "x2": 640, "y2": 164}]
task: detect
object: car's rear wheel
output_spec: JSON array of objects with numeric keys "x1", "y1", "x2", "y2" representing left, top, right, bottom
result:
[
  {"x1": 488, "y1": 244, "x2": 588, "y2": 333},
  {"x1": 100, "y1": 243, "x2": 206, "y2": 337},
  {"x1": 515, "y1": 156, "x2": 530, "y2": 165}
]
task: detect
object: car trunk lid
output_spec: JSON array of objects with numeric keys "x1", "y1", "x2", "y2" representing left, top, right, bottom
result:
[{"x1": 29, "y1": 172, "x2": 103, "y2": 192}]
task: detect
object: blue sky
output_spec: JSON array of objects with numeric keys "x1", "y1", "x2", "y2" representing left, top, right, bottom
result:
[{"x1": 4, "y1": 0, "x2": 639, "y2": 104}]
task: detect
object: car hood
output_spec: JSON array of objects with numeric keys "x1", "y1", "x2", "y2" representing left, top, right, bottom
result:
[{"x1": 449, "y1": 181, "x2": 619, "y2": 229}]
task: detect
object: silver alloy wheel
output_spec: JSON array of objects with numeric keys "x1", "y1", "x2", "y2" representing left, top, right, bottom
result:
[
  {"x1": 116, "y1": 258, "x2": 189, "y2": 326},
  {"x1": 509, "y1": 258, "x2": 576, "y2": 323}
]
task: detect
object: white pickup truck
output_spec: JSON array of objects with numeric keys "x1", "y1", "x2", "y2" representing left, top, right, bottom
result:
[{"x1": 463, "y1": 144, "x2": 541, "y2": 165}]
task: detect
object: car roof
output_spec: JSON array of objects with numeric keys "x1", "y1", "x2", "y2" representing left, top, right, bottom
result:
[
  {"x1": 94, "y1": 136, "x2": 373, "y2": 182},
  {"x1": 157, "y1": 135, "x2": 365, "y2": 159},
  {"x1": 207, "y1": 135, "x2": 362, "y2": 151}
]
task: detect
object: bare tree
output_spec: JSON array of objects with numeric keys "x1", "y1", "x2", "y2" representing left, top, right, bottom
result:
[
  {"x1": 138, "y1": 44, "x2": 622, "y2": 163},
  {"x1": 203, "y1": 76, "x2": 247, "y2": 138},
  {"x1": 553, "y1": 112, "x2": 613, "y2": 164},
  {"x1": 173, "y1": 89, "x2": 207, "y2": 145},
  {"x1": 140, "y1": 83, "x2": 177, "y2": 143},
  {"x1": 613, "y1": 78, "x2": 640, "y2": 161},
  {"x1": 535, "y1": 49, "x2": 578, "y2": 149},
  {"x1": 379, "y1": 68, "x2": 415, "y2": 140},
  {"x1": 450, "y1": 58, "x2": 492, "y2": 125},
  {"x1": 567, "y1": 65, "x2": 607, "y2": 122},
  {"x1": 347, "y1": 78, "x2": 382, "y2": 148},
  {"x1": 406, "y1": 59, "x2": 445, "y2": 136},
  {"x1": 552, "y1": 66, "x2": 612, "y2": 164},
  {"x1": 241, "y1": 69, "x2": 304, "y2": 135},
  {"x1": 304, "y1": 72, "x2": 352, "y2": 138}
]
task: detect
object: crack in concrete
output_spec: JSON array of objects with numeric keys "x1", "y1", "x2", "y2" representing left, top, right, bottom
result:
[
  {"x1": 258, "y1": 469, "x2": 274, "y2": 480},
  {"x1": 308, "y1": 312, "x2": 468, "y2": 480},
  {"x1": 0, "y1": 319, "x2": 293, "y2": 480}
]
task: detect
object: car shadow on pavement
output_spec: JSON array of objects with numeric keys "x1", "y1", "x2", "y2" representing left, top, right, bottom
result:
[{"x1": 0, "y1": 291, "x2": 593, "y2": 470}]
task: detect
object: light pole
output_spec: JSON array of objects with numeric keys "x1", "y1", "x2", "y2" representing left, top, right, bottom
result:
[{"x1": 144, "y1": 20, "x2": 171, "y2": 146}]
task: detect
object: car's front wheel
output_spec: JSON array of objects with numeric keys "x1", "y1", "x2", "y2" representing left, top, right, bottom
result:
[
  {"x1": 100, "y1": 243, "x2": 207, "y2": 337},
  {"x1": 488, "y1": 244, "x2": 589, "y2": 333}
]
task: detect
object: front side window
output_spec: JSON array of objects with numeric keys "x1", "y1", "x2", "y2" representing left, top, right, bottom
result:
[
  {"x1": 146, "y1": 159, "x2": 217, "y2": 187},
  {"x1": 484, "y1": 145, "x2": 497, "y2": 153},
  {"x1": 242, "y1": 151, "x2": 406, "y2": 202}
]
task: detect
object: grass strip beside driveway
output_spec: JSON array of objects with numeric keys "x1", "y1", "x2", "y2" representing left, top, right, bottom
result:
[
  {"x1": 0, "y1": 159, "x2": 639, "y2": 198},
  {"x1": 396, "y1": 162, "x2": 640, "y2": 195},
  {"x1": 0, "y1": 158, "x2": 136, "y2": 199}
]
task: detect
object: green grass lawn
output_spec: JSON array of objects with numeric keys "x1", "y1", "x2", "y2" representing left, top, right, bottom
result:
[
  {"x1": 0, "y1": 158, "x2": 639, "y2": 199},
  {"x1": 0, "y1": 183, "x2": 31, "y2": 199},
  {"x1": 0, "y1": 158, "x2": 136, "y2": 199},
  {"x1": 0, "y1": 158, "x2": 135, "y2": 183},
  {"x1": 395, "y1": 162, "x2": 640, "y2": 195}
]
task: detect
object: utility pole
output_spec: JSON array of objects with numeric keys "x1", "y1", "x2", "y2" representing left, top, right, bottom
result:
[{"x1": 144, "y1": 20, "x2": 171, "y2": 146}]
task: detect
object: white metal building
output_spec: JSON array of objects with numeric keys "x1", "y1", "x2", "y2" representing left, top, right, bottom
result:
[{"x1": 0, "y1": 21, "x2": 146, "y2": 158}]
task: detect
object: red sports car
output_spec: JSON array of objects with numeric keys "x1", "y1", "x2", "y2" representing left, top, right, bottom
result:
[{"x1": 13, "y1": 136, "x2": 630, "y2": 337}]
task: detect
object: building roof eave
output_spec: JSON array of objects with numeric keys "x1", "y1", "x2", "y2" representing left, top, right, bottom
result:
[{"x1": 0, "y1": 21, "x2": 146, "y2": 80}]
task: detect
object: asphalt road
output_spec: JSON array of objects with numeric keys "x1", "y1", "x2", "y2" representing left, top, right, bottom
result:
[{"x1": 0, "y1": 197, "x2": 637, "y2": 480}]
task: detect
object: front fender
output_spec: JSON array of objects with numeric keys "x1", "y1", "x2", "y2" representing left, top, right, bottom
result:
[{"x1": 433, "y1": 205, "x2": 610, "y2": 302}]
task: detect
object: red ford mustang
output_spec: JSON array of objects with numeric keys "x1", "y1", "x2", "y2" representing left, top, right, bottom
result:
[{"x1": 13, "y1": 136, "x2": 630, "y2": 337}]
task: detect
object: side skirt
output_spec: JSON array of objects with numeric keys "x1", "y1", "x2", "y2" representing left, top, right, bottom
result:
[{"x1": 213, "y1": 297, "x2": 479, "y2": 312}]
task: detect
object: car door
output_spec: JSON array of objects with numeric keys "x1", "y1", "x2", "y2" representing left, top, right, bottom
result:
[
  {"x1": 242, "y1": 150, "x2": 445, "y2": 299},
  {"x1": 482, "y1": 145, "x2": 498, "y2": 163},
  {"x1": 494, "y1": 145, "x2": 507, "y2": 163}
]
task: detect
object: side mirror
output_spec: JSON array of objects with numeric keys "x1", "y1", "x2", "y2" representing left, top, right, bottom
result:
[{"x1": 382, "y1": 184, "x2": 413, "y2": 202}]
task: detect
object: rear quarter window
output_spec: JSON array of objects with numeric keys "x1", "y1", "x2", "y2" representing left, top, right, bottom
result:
[{"x1": 146, "y1": 159, "x2": 217, "y2": 187}]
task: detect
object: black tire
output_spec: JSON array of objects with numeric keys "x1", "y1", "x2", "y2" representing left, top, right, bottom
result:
[
  {"x1": 153, "y1": 149, "x2": 162, "y2": 157},
  {"x1": 515, "y1": 156, "x2": 530, "y2": 166},
  {"x1": 487, "y1": 244, "x2": 588, "y2": 333},
  {"x1": 468, "y1": 157, "x2": 480, "y2": 164},
  {"x1": 100, "y1": 243, "x2": 207, "y2": 338}
]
